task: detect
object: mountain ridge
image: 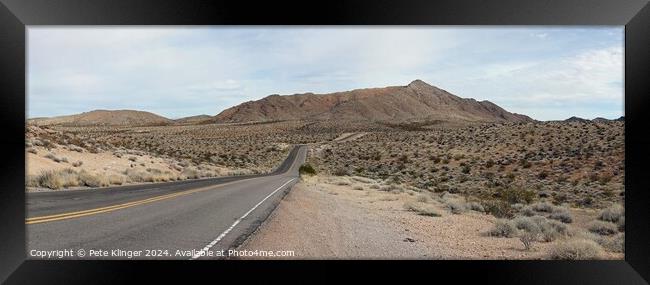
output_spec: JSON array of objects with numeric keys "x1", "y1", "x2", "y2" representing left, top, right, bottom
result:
[
  {"x1": 214, "y1": 79, "x2": 533, "y2": 124},
  {"x1": 28, "y1": 109, "x2": 174, "y2": 127}
]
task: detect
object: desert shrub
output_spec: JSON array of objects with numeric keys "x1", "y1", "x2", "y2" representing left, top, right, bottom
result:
[
  {"x1": 124, "y1": 169, "x2": 148, "y2": 183},
  {"x1": 597, "y1": 233, "x2": 625, "y2": 253},
  {"x1": 369, "y1": 184, "x2": 380, "y2": 189},
  {"x1": 512, "y1": 216, "x2": 542, "y2": 234},
  {"x1": 446, "y1": 200, "x2": 467, "y2": 214},
  {"x1": 415, "y1": 194, "x2": 430, "y2": 203},
  {"x1": 380, "y1": 184, "x2": 403, "y2": 193},
  {"x1": 36, "y1": 171, "x2": 64, "y2": 189},
  {"x1": 181, "y1": 168, "x2": 200, "y2": 179},
  {"x1": 467, "y1": 202, "x2": 485, "y2": 213},
  {"x1": 333, "y1": 168, "x2": 349, "y2": 176},
  {"x1": 549, "y1": 239, "x2": 604, "y2": 260},
  {"x1": 500, "y1": 187, "x2": 535, "y2": 204},
  {"x1": 598, "y1": 204, "x2": 624, "y2": 223},
  {"x1": 78, "y1": 170, "x2": 109, "y2": 187},
  {"x1": 588, "y1": 220, "x2": 618, "y2": 236},
  {"x1": 108, "y1": 175, "x2": 125, "y2": 185},
  {"x1": 519, "y1": 231, "x2": 538, "y2": 250},
  {"x1": 31, "y1": 169, "x2": 79, "y2": 189},
  {"x1": 299, "y1": 163, "x2": 317, "y2": 176},
  {"x1": 45, "y1": 153, "x2": 62, "y2": 163},
  {"x1": 403, "y1": 201, "x2": 441, "y2": 217},
  {"x1": 535, "y1": 216, "x2": 569, "y2": 242},
  {"x1": 520, "y1": 206, "x2": 536, "y2": 217},
  {"x1": 482, "y1": 199, "x2": 514, "y2": 218},
  {"x1": 488, "y1": 219, "x2": 517, "y2": 238},
  {"x1": 531, "y1": 202, "x2": 555, "y2": 213},
  {"x1": 549, "y1": 209, "x2": 573, "y2": 223}
]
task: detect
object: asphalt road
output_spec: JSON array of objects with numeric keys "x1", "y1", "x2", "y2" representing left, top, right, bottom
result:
[{"x1": 26, "y1": 145, "x2": 306, "y2": 260}]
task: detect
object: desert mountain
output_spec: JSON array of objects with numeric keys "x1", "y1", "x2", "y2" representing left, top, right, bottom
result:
[
  {"x1": 564, "y1": 116, "x2": 590, "y2": 123},
  {"x1": 214, "y1": 80, "x2": 532, "y2": 124},
  {"x1": 28, "y1": 110, "x2": 173, "y2": 127}
]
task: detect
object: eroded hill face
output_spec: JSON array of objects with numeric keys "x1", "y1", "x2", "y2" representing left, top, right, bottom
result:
[
  {"x1": 29, "y1": 110, "x2": 174, "y2": 127},
  {"x1": 214, "y1": 80, "x2": 533, "y2": 124}
]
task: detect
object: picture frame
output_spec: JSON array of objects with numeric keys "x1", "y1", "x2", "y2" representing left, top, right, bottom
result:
[{"x1": 0, "y1": 0, "x2": 648, "y2": 283}]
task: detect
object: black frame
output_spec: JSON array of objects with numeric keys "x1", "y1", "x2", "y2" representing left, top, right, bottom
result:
[{"x1": 1, "y1": 0, "x2": 649, "y2": 283}]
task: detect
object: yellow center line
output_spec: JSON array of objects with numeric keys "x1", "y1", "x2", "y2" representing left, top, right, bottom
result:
[{"x1": 26, "y1": 178, "x2": 255, "y2": 225}]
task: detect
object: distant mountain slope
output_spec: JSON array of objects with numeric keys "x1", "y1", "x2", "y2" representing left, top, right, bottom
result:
[
  {"x1": 29, "y1": 110, "x2": 173, "y2": 127},
  {"x1": 174, "y1": 114, "x2": 213, "y2": 125},
  {"x1": 214, "y1": 80, "x2": 532, "y2": 124},
  {"x1": 564, "y1": 116, "x2": 591, "y2": 123}
]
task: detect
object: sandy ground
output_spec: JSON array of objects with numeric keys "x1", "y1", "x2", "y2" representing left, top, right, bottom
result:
[
  {"x1": 239, "y1": 175, "x2": 623, "y2": 260},
  {"x1": 27, "y1": 147, "x2": 175, "y2": 177},
  {"x1": 25, "y1": 144, "x2": 252, "y2": 191}
]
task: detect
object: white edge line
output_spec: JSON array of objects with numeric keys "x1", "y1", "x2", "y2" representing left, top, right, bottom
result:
[{"x1": 190, "y1": 177, "x2": 297, "y2": 260}]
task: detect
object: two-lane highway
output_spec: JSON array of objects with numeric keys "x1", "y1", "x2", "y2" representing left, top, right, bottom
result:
[{"x1": 26, "y1": 145, "x2": 307, "y2": 259}]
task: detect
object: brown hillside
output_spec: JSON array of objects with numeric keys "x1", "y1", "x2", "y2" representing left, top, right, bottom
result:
[
  {"x1": 29, "y1": 110, "x2": 173, "y2": 127},
  {"x1": 214, "y1": 80, "x2": 532, "y2": 124}
]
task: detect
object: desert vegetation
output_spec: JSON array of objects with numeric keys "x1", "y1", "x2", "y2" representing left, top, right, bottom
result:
[
  {"x1": 309, "y1": 120, "x2": 624, "y2": 209},
  {"x1": 27, "y1": 115, "x2": 624, "y2": 259}
]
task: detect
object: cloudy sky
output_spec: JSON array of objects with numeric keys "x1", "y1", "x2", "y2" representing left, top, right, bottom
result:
[{"x1": 28, "y1": 27, "x2": 623, "y2": 121}]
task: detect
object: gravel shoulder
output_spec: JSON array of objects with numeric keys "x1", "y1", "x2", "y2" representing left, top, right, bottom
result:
[{"x1": 240, "y1": 175, "x2": 623, "y2": 259}]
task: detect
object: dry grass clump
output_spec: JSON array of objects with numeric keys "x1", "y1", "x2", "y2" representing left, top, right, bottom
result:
[
  {"x1": 467, "y1": 202, "x2": 485, "y2": 213},
  {"x1": 597, "y1": 233, "x2": 624, "y2": 253},
  {"x1": 180, "y1": 168, "x2": 200, "y2": 180},
  {"x1": 487, "y1": 219, "x2": 517, "y2": 238},
  {"x1": 78, "y1": 170, "x2": 109, "y2": 187},
  {"x1": 519, "y1": 231, "x2": 538, "y2": 250},
  {"x1": 482, "y1": 200, "x2": 514, "y2": 218},
  {"x1": 587, "y1": 220, "x2": 619, "y2": 236},
  {"x1": 598, "y1": 204, "x2": 624, "y2": 223},
  {"x1": 530, "y1": 202, "x2": 555, "y2": 213},
  {"x1": 548, "y1": 239, "x2": 604, "y2": 260},
  {"x1": 26, "y1": 168, "x2": 115, "y2": 189},
  {"x1": 548, "y1": 210, "x2": 573, "y2": 224},
  {"x1": 403, "y1": 201, "x2": 441, "y2": 217},
  {"x1": 415, "y1": 194, "x2": 431, "y2": 203},
  {"x1": 27, "y1": 169, "x2": 79, "y2": 189},
  {"x1": 379, "y1": 184, "x2": 403, "y2": 193},
  {"x1": 108, "y1": 174, "x2": 125, "y2": 185},
  {"x1": 520, "y1": 202, "x2": 573, "y2": 223},
  {"x1": 511, "y1": 215, "x2": 569, "y2": 242},
  {"x1": 45, "y1": 153, "x2": 68, "y2": 163}
]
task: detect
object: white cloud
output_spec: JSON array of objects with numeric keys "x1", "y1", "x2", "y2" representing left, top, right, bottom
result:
[{"x1": 28, "y1": 27, "x2": 623, "y2": 120}]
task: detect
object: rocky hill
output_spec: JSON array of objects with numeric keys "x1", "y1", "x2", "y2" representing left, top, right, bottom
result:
[
  {"x1": 214, "y1": 80, "x2": 532, "y2": 124},
  {"x1": 28, "y1": 110, "x2": 173, "y2": 127}
]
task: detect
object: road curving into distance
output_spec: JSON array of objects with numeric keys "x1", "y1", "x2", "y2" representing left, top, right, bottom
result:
[{"x1": 26, "y1": 145, "x2": 307, "y2": 260}]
